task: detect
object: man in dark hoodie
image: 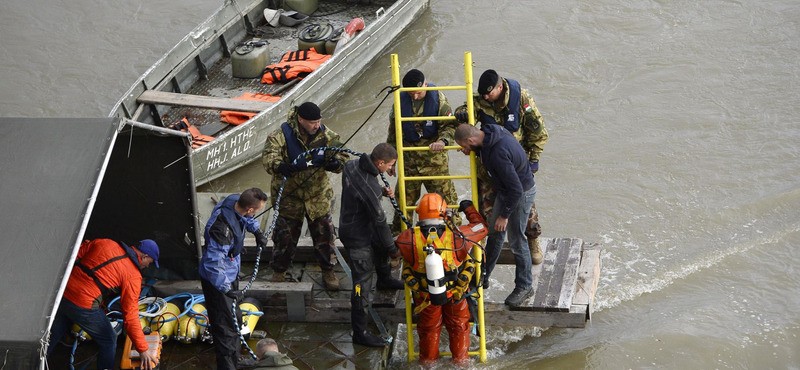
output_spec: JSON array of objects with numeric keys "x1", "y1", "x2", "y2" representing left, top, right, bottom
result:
[
  {"x1": 454, "y1": 123, "x2": 536, "y2": 307},
  {"x1": 251, "y1": 338, "x2": 298, "y2": 370},
  {"x1": 339, "y1": 143, "x2": 404, "y2": 347}
]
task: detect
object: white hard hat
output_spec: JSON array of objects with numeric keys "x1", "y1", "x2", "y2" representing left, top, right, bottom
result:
[{"x1": 263, "y1": 8, "x2": 282, "y2": 28}]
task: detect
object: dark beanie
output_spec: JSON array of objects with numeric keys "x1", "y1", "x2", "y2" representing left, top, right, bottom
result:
[
  {"x1": 478, "y1": 69, "x2": 500, "y2": 95},
  {"x1": 402, "y1": 69, "x2": 425, "y2": 87},
  {"x1": 297, "y1": 102, "x2": 321, "y2": 120}
]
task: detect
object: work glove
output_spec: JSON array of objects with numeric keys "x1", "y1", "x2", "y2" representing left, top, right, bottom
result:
[
  {"x1": 253, "y1": 230, "x2": 268, "y2": 249},
  {"x1": 323, "y1": 159, "x2": 341, "y2": 172},
  {"x1": 225, "y1": 289, "x2": 244, "y2": 302},
  {"x1": 277, "y1": 162, "x2": 298, "y2": 177},
  {"x1": 454, "y1": 110, "x2": 469, "y2": 123},
  {"x1": 389, "y1": 248, "x2": 401, "y2": 259},
  {"x1": 458, "y1": 200, "x2": 474, "y2": 213},
  {"x1": 529, "y1": 161, "x2": 539, "y2": 174}
]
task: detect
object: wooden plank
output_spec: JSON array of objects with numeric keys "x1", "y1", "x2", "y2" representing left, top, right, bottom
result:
[
  {"x1": 544, "y1": 238, "x2": 572, "y2": 311},
  {"x1": 556, "y1": 238, "x2": 584, "y2": 312},
  {"x1": 572, "y1": 246, "x2": 602, "y2": 315},
  {"x1": 513, "y1": 238, "x2": 550, "y2": 311},
  {"x1": 152, "y1": 280, "x2": 314, "y2": 306},
  {"x1": 531, "y1": 238, "x2": 559, "y2": 311},
  {"x1": 137, "y1": 90, "x2": 273, "y2": 112}
]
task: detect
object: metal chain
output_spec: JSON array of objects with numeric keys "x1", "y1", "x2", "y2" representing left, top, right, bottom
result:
[{"x1": 232, "y1": 146, "x2": 412, "y2": 358}]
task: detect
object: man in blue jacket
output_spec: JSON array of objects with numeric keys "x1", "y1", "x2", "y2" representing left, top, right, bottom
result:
[
  {"x1": 199, "y1": 188, "x2": 269, "y2": 370},
  {"x1": 454, "y1": 124, "x2": 536, "y2": 307}
]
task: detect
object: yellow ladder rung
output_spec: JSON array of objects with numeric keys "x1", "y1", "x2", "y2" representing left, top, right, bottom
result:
[
  {"x1": 399, "y1": 116, "x2": 458, "y2": 122},
  {"x1": 405, "y1": 175, "x2": 472, "y2": 181},
  {"x1": 398, "y1": 85, "x2": 467, "y2": 92},
  {"x1": 400, "y1": 145, "x2": 461, "y2": 152}
]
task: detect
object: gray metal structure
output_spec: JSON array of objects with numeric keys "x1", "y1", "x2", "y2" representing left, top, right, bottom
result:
[
  {"x1": 109, "y1": 0, "x2": 430, "y2": 185},
  {"x1": 0, "y1": 118, "x2": 201, "y2": 370}
]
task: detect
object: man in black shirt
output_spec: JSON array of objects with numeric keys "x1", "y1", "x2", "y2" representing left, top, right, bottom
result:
[{"x1": 339, "y1": 143, "x2": 403, "y2": 347}]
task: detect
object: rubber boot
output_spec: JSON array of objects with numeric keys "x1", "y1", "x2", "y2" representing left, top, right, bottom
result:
[
  {"x1": 417, "y1": 305, "x2": 443, "y2": 365},
  {"x1": 322, "y1": 270, "x2": 340, "y2": 290},
  {"x1": 376, "y1": 277, "x2": 404, "y2": 290},
  {"x1": 528, "y1": 237, "x2": 543, "y2": 265},
  {"x1": 351, "y1": 307, "x2": 386, "y2": 347}
]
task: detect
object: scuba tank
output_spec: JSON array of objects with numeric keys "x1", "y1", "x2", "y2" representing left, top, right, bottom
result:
[
  {"x1": 298, "y1": 23, "x2": 334, "y2": 54},
  {"x1": 424, "y1": 246, "x2": 447, "y2": 306}
]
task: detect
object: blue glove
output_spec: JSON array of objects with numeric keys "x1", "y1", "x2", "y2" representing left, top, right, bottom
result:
[{"x1": 529, "y1": 161, "x2": 539, "y2": 174}]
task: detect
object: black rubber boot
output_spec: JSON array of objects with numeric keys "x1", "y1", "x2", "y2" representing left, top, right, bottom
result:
[
  {"x1": 353, "y1": 330, "x2": 388, "y2": 347},
  {"x1": 352, "y1": 304, "x2": 387, "y2": 347},
  {"x1": 376, "y1": 277, "x2": 404, "y2": 290}
]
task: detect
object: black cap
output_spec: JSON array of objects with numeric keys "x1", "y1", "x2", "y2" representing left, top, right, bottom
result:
[
  {"x1": 297, "y1": 102, "x2": 321, "y2": 120},
  {"x1": 402, "y1": 69, "x2": 425, "y2": 88},
  {"x1": 478, "y1": 69, "x2": 500, "y2": 95}
]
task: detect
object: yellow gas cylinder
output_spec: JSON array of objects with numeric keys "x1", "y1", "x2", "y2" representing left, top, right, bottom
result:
[
  {"x1": 71, "y1": 324, "x2": 91, "y2": 341},
  {"x1": 239, "y1": 297, "x2": 263, "y2": 339},
  {"x1": 177, "y1": 303, "x2": 208, "y2": 343},
  {"x1": 149, "y1": 302, "x2": 181, "y2": 341}
]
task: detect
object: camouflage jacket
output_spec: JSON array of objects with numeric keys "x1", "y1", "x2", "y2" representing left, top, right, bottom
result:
[
  {"x1": 456, "y1": 78, "x2": 548, "y2": 163},
  {"x1": 386, "y1": 90, "x2": 455, "y2": 176},
  {"x1": 262, "y1": 107, "x2": 348, "y2": 221}
]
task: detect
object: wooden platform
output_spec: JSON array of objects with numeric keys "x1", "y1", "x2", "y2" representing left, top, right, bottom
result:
[
  {"x1": 154, "y1": 238, "x2": 601, "y2": 329},
  {"x1": 178, "y1": 193, "x2": 602, "y2": 328}
]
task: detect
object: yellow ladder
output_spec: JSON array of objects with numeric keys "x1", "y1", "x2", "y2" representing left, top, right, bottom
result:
[{"x1": 390, "y1": 52, "x2": 487, "y2": 363}]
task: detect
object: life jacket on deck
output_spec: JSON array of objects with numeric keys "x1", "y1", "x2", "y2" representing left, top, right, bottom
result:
[
  {"x1": 479, "y1": 78, "x2": 522, "y2": 132},
  {"x1": 169, "y1": 118, "x2": 215, "y2": 149},
  {"x1": 260, "y1": 48, "x2": 331, "y2": 85},
  {"x1": 400, "y1": 227, "x2": 477, "y2": 309},
  {"x1": 220, "y1": 92, "x2": 281, "y2": 125},
  {"x1": 281, "y1": 122, "x2": 327, "y2": 170},
  {"x1": 399, "y1": 84, "x2": 440, "y2": 142}
]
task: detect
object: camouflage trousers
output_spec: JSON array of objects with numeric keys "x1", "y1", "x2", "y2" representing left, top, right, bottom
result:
[
  {"x1": 270, "y1": 213, "x2": 337, "y2": 273},
  {"x1": 390, "y1": 178, "x2": 462, "y2": 235},
  {"x1": 478, "y1": 178, "x2": 542, "y2": 240}
]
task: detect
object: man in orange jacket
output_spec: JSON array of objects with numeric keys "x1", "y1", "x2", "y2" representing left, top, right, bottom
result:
[
  {"x1": 395, "y1": 194, "x2": 488, "y2": 366},
  {"x1": 47, "y1": 239, "x2": 160, "y2": 370}
]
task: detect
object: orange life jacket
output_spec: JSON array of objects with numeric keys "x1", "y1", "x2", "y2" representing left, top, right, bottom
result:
[
  {"x1": 169, "y1": 118, "x2": 215, "y2": 149},
  {"x1": 260, "y1": 48, "x2": 331, "y2": 84},
  {"x1": 220, "y1": 93, "x2": 281, "y2": 125}
]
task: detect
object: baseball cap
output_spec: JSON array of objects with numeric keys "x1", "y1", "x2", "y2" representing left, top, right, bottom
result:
[{"x1": 137, "y1": 239, "x2": 160, "y2": 268}]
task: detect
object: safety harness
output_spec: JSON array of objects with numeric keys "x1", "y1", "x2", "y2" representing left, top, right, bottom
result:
[
  {"x1": 401, "y1": 228, "x2": 477, "y2": 313},
  {"x1": 74, "y1": 241, "x2": 140, "y2": 308}
]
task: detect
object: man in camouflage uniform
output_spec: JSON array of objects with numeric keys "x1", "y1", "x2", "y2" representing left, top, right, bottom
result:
[
  {"x1": 387, "y1": 69, "x2": 461, "y2": 235},
  {"x1": 262, "y1": 102, "x2": 348, "y2": 289},
  {"x1": 454, "y1": 69, "x2": 548, "y2": 264}
]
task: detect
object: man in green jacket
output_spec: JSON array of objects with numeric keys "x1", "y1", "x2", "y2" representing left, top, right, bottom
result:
[
  {"x1": 251, "y1": 338, "x2": 298, "y2": 370},
  {"x1": 454, "y1": 69, "x2": 549, "y2": 265},
  {"x1": 387, "y1": 69, "x2": 461, "y2": 235},
  {"x1": 262, "y1": 102, "x2": 348, "y2": 289}
]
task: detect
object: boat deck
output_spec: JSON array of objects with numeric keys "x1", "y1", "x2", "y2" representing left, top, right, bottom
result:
[{"x1": 158, "y1": 0, "x2": 395, "y2": 139}]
